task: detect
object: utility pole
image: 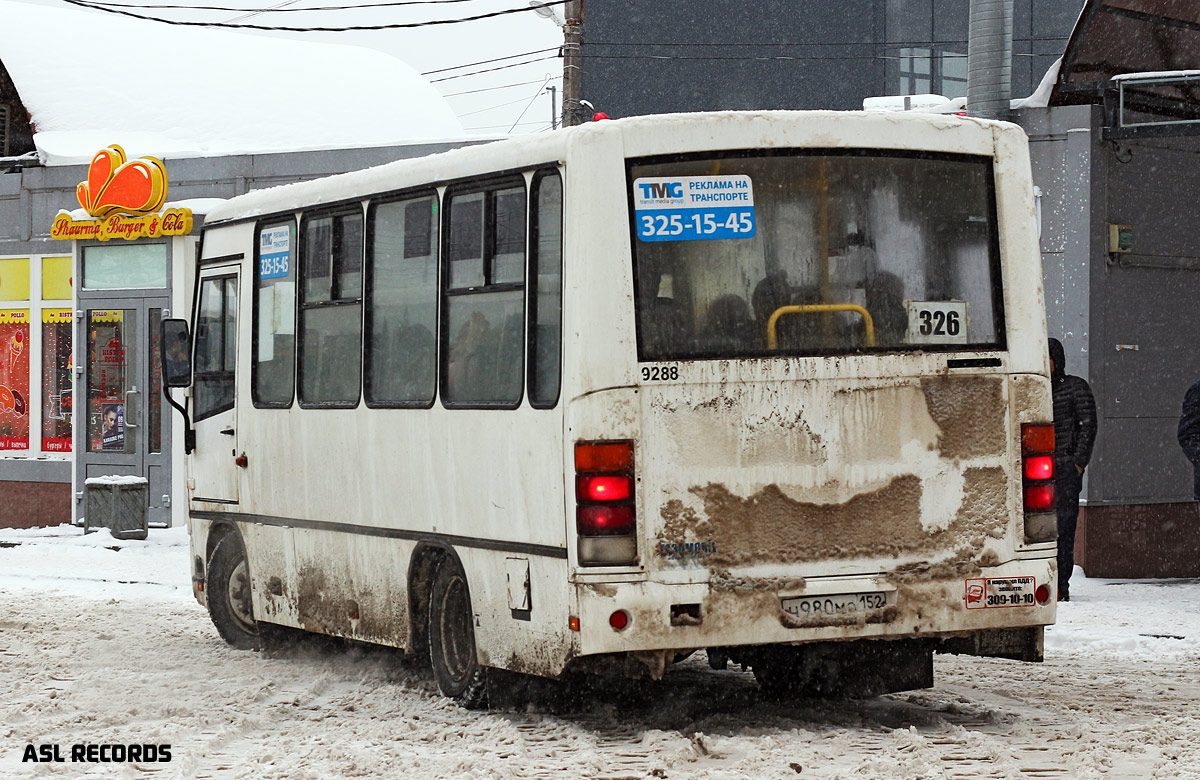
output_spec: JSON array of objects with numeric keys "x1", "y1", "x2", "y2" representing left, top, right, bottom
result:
[
  {"x1": 547, "y1": 85, "x2": 558, "y2": 130},
  {"x1": 561, "y1": 0, "x2": 584, "y2": 127}
]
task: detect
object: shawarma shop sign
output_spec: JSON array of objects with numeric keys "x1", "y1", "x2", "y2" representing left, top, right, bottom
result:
[{"x1": 50, "y1": 144, "x2": 193, "y2": 242}]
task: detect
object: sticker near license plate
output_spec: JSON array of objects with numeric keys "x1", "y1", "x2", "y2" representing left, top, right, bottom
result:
[
  {"x1": 965, "y1": 576, "x2": 1036, "y2": 609},
  {"x1": 780, "y1": 591, "x2": 894, "y2": 624}
]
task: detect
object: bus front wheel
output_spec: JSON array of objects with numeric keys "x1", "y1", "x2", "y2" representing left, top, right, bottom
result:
[
  {"x1": 428, "y1": 561, "x2": 488, "y2": 709},
  {"x1": 207, "y1": 532, "x2": 260, "y2": 651}
]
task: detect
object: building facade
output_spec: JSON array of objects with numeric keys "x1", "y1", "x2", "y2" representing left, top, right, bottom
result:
[{"x1": 580, "y1": 0, "x2": 1084, "y2": 117}]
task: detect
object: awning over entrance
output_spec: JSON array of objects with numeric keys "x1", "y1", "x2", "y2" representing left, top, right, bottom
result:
[
  {"x1": 1052, "y1": 0, "x2": 1200, "y2": 133},
  {"x1": 1053, "y1": 0, "x2": 1200, "y2": 104}
]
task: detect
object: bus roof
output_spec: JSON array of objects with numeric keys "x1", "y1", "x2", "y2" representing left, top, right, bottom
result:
[{"x1": 201, "y1": 110, "x2": 1025, "y2": 227}]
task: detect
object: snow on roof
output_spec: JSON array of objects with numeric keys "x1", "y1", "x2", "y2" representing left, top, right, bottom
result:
[
  {"x1": 204, "y1": 110, "x2": 1011, "y2": 225},
  {"x1": 1, "y1": 0, "x2": 466, "y2": 165}
]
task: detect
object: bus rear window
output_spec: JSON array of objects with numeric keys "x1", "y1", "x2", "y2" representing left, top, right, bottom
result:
[{"x1": 629, "y1": 151, "x2": 1004, "y2": 360}]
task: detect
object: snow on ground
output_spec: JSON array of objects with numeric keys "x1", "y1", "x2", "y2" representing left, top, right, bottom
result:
[{"x1": 2, "y1": 525, "x2": 1199, "y2": 779}]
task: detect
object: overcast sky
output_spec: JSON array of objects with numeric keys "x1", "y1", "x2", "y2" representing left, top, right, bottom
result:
[{"x1": 13, "y1": 0, "x2": 564, "y2": 138}]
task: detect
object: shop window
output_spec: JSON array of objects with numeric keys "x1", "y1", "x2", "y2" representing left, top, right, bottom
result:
[
  {"x1": 41, "y1": 309, "x2": 73, "y2": 453},
  {"x1": 0, "y1": 258, "x2": 30, "y2": 300},
  {"x1": 528, "y1": 170, "x2": 563, "y2": 408},
  {"x1": 365, "y1": 194, "x2": 439, "y2": 407},
  {"x1": 299, "y1": 209, "x2": 363, "y2": 406},
  {"x1": 42, "y1": 256, "x2": 73, "y2": 300},
  {"x1": 82, "y1": 244, "x2": 167, "y2": 289},
  {"x1": 0, "y1": 309, "x2": 31, "y2": 450},
  {"x1": 194, "y1": 277, "x2": 237, "y2": 422},
  {"x1": 254, "y1": 221, "x2": 297, "y2": 407},
  {"x1": 442, "y1": 179, "x2": 526, "y2": 408}
]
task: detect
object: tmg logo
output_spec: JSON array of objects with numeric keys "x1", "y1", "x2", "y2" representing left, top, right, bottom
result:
[{"x1": 638, "y1": 181, "x2": 683, "y2": 199}]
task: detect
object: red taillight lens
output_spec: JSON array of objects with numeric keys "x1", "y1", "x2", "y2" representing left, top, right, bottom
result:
[
  {"x1": 1035, "y1": 584, "x2": 1051, "y2": 604},
  {"x1": 576, "y1": 475, "x2": 632, "y2": 502},
  {"x1": 1024, "y1": 455, "x2": 1054, "y2": 481},
  {"x1": 1024, "y1": 483, "x2": 1056, "y2": 512},
  {"x1": 1021, "y1": 423, "x2": 1055, "y2": 454},
  {"x1": 609, "y1": 610, "x2": 629, "y2": 630},
  {"x1": 577, "y1": 505, "x2": 635, "y2": 536},
  {"x1": 575, "y1": 441, "x2": 634, "y2": 473}
]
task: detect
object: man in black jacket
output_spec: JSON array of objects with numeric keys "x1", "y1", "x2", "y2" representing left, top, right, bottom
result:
[
  {"x1": 1049, "y1": 338, "x2": 1097, "y2": 602},
  {"x1": 1178, "y1": 380, "x2": 1200, "y2": 500}
]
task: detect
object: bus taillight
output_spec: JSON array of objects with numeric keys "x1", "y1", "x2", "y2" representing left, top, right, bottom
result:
[
  {"x1": 576, "y1": 475, "x2": 632, "y2": 502},
  {"x1": 1023, "y1": 484, "x2": 1056, "y2": 512},
  {"x1": 1020, "y1": 423, "x2": 1056, "y2": 542},
  {"x1": 575, "y1": 440, "x2": 638, "y2": 566},
  {"x1": 577, "y1": 506, "x2": 635, "y2": 534},
  {"x1": 1023, "y1": 455, "x2": 1054, "y2": 481},
  {"x1": 575, "y1": 441, "x2": 634, "y2": 472}
]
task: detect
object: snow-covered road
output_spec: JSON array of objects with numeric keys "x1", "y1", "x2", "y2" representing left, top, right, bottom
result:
[{"x1": 2, "y1": 525, "x2": 1199, "y2": 779}]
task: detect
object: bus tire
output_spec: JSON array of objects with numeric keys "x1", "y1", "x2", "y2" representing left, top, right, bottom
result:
[
  {"x1": 428, "y1": 561, "x2": 488, "y2": 709},
  {"x1": 207, "y1": 532, "x2": 260, "y2": 651}
]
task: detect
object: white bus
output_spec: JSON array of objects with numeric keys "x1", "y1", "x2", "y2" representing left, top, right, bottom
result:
[{"x1": 163, "y1": 110, "x2": 1059, "y2": 708}]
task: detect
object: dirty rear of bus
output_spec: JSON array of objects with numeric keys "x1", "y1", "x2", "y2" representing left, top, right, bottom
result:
[{"x1": 567, "y1": 137, "x2": 1056, "y2": 695}]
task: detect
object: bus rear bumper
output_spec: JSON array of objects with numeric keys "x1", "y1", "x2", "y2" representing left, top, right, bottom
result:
[{"x1": 574, "y1": 560, "x2": 1055, "y2": 662}]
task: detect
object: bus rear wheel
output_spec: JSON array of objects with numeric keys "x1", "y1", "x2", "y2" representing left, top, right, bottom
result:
[
  {"x1": 428, "y1": 561, "x2": 488, "y2": 709},
  {"x1": 207, "y1": 532, "x2": 260, "y2": 651}
]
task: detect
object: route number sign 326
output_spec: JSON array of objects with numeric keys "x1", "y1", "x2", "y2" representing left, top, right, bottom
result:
[{"x1": 904, "y1": 300, "x2": 969, "y2": 345}]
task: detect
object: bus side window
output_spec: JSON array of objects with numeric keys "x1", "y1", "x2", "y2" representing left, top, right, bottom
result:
[
  {"x1": 194, "y1": 275, "x2": 237, "y2": 422},
  {"x1": 254, "y1": 220, "x2": 296, "y2": 407},
  {"x1": 298, "y1": 209, "x2": 364, "y2": 407},
  {"x1": 442, "y1": 179, "x2": 526, "y2": 408},
  {"x1": 529, "y1": 170, "x2": 562, "y2": 408},
  {"x1": 365, "y1": 194, "x2": 439, "y2": 407}
]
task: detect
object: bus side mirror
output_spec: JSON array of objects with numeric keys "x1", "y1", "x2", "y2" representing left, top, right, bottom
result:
[{"x1": 161, "y1": 318, "x2": 193, "y2": 388}]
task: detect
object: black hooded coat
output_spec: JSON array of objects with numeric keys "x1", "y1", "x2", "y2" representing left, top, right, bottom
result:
[
  {"x1": 1049, "y1": 338, "x2": 1097, "y2": 473},
  {"x1": 1177, "y1": 379, "x2": 1200, "y2": 499}
]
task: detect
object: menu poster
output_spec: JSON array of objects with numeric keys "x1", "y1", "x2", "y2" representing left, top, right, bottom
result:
[{"x1": 0, "y1": 311, "x2": 31, "y2": 450}]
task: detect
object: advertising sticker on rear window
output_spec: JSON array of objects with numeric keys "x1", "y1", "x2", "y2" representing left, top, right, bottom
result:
[{"x1": 633, "y1": 175, "x2": 756, "y2": 242}]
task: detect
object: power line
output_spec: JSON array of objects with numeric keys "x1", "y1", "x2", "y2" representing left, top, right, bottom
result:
[
  {"x1": 55, "y1": 0, "x2": 569, "y2": 31},
  {"x1": 428, "y1": 54, "x2": 558, "y2": 82},
  {"x1": 442, "y1": 75, "x2": 560, "y2": 97},
  {"x1": 456, "y1": 94, "x2": 540, "y2": 117},
  {"x1": 422, "y1": 47, "x2": 558, "y2": 76}
]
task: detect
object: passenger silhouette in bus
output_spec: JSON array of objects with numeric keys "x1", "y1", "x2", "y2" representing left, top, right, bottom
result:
[
  {"x1": 752, "y1": 272, "x2": 793, "y2": 348},
  {"x1": 447, "y1": 310, "x2": 493, "y2": 398},
  {"x1": 639, "y1": 270, "x2": 690, "y2": 357},
  {"x1": 699, "y1": 294, "x2": 754, "y2": 352},
  {"x1": 864, "y1": 271, "x2": 908, "y2": 347}
]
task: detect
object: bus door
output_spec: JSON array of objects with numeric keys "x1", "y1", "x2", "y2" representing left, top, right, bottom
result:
[
  {"x1": 76, "y1": 300, "x2": 172, "y2": 526},
  {"x1": 189, "y1": 266, "x2": 240, "y2": 506}
]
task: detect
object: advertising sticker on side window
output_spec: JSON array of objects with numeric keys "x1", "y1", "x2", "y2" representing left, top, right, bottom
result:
[
  {"x1": 259, "y1": 225, "x2": 292, "y2": 279},
  {"x1": 633, "y1": 175, "x2": 756, "y2": 242}
]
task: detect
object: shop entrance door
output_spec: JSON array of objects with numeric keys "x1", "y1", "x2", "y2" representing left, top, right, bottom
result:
[{"x1": 75, "y1": 298, "x2": 172, "y2": 527}]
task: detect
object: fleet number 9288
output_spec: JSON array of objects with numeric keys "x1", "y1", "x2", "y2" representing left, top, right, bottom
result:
[{"x1": 641, "y1": 365, "x2": 679, "y2": 381}]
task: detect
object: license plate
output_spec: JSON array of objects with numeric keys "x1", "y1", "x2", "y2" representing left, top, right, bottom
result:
[
  {"x1": 965, "y1": 576, "x2": 1036, "y2": 609},
  {"x1": 780, "y1": 591, "x2": 894, "y2": 624}
]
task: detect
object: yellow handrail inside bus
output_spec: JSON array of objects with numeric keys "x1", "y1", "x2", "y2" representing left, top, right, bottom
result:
[{"x1": 766, "y1": 304, "x2": 877, "y2": 349}]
